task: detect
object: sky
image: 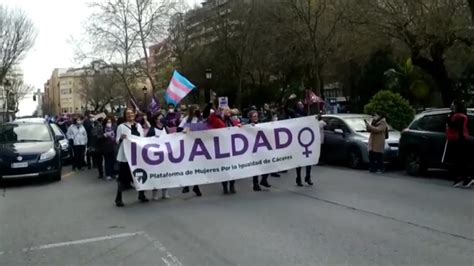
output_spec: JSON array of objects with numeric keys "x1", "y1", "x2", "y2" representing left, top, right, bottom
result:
[{"x1": 2, "y1": 0, "x2": 196, "y2": 116}]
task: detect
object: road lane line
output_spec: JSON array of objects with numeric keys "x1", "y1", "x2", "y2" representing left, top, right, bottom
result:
[
  {"x1": 21, "y1": 231, "x2": 145, "y2": 252},
  {"x1": 142, "y1": 232, "x2": 183, "y2": 266},
  {"x1": 61, "y1": 171, "x2": 75, "y2": 179}
]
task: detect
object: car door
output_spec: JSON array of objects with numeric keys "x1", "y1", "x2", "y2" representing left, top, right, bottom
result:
[
  {"x1": 50, "y1": 124, "x2": 67, "y2": 159},
  {"x1": 410, "y1": 113, "x2": 448, "y2": 167},
  {"x1": 323, "y1": 117, "x2": 348, "y2": 162}
]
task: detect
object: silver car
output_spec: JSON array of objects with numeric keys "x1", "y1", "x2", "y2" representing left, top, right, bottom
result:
[{"x1": 321, "y1": 114, "x2": 400, "y2": 169}]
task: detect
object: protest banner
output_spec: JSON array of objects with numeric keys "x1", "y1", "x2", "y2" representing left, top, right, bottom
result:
[
  {"x1": 218, "y1": 97, "x2": 229, "y2": 109},
  {"x1": 123, "y1": 116, "x2": 321, "y2": 191}
]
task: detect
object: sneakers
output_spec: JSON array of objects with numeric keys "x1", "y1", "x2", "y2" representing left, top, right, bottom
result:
[
  {"x1": 296, "y1": 177, "x2": 303, "y2": 187},
  {"x1": 463, "y1": 179, "x2": 474, "y2": 188},
  {"x1": 192, "y1": 186, "x2": 202, "y2": 197},
  {"x1": 453, "y1": 180, "x2": 464, "y2": 188}
]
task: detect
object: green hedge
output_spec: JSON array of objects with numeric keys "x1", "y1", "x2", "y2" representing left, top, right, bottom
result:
[{"x1": 364, "y1": 90, "x2": 415, "y2": 131}]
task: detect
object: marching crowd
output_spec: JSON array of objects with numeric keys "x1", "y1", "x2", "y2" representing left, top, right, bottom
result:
[
  {"x1": 54, "y1": 96, "x2": 323, "y2": 207},
  {"x1": 50, "y1": 96, "x2": 472, "y2": 207}
]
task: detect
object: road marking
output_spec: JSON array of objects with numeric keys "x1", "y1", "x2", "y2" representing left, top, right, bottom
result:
[
  {"x1": 20, "y1": 231, "x2": 145, "y2": 252},
  {"x1": 142, "y1": 232, "x2": 183, "y2": 266},
  {"x1": 61, "y1": 171, "x2": 75, "y2": 179}
]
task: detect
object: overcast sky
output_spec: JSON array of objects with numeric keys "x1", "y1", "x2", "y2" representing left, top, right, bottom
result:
[{"x1": 2, "y1": 0, "x2": 196, "y2": 116}]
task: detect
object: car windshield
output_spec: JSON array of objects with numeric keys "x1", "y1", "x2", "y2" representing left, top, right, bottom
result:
[
  {"x1": 0, "y1": 124, "x2": 52, "y2": 144},
  {"x1": 345, "y1": 117, "x2": 394, "y2": 132}
]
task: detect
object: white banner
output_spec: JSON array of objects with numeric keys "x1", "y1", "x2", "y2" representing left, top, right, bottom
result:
[{"x1": 124, "y1": 116, "x2": 321, "y2": 191}]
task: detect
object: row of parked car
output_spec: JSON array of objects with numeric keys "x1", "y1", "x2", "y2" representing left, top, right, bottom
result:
[{"x1": 320, "y1": 108, "x2": 474, "y2": 176}]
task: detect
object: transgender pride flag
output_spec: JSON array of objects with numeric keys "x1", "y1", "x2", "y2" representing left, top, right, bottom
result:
[{"x1": 165, "y1": 71, "x2": 196, "y2": 105}]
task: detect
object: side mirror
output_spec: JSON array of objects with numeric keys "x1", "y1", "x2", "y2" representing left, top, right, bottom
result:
[
  {"x1": 55, "y1": 135, "x2": 65, "y2": 141},
  {"x1": 334, "y1": 128, "x2": 344, "y2": 135}
]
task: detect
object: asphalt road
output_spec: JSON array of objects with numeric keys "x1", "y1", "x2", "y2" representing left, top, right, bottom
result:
[{"x1": 0, "y1": 166, "x2": 473, "y2": 266}]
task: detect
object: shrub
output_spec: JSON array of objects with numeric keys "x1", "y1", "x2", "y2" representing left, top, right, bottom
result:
[{"x1": 364, "y1": 90, "x2": 415, "y2": 130}]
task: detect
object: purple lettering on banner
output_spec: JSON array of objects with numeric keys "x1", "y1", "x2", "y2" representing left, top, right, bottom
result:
[
  {"x1": 131, "y1": 142, "x2": 137, "y2": 166},
  {"x1": 189, "y1": 138, "x2": 212, "y2": 161},
  {"x1": 142, "y1": 144, "x2": 164, "y2": 165},
  {"x1": 214, "y1": 137, "x2": 230, "y2": 159},
  {"x1": 165, "y1": 140, "x2": 185, "y2": 163},
  {"x1": 274, "y1": 128, "x2": 292, "y2": 149},
  {"x1": 252, "y1": 130, "x2": 273, "y2": 153},
  {"x1": 231, "y1": 133, "x2": 249, "y2": 156}
]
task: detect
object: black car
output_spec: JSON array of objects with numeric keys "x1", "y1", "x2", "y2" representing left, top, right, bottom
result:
[
  {"x1": 399, "y1": 108, "x2": 474, "y2": 176},
  {"x1": 0, "y1": 122, "x2": 63, "y2": 182},
  {"x1": 14, "y1": 118, "x2": 71, "y2": 164}
]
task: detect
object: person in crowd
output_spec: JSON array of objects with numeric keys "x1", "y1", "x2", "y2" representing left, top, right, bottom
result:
[
  {"x1": 248, "y1": 110, "x2": 271, "y2": 191},
  {"x1": 293, "y1": 101, "x2": 313, "y2": 186},
  {"x1": 209, "y1": 107, "x2": 240, "y2": 194},
  {"x1": 178, "y1": 105, "x2": 203, "y2": 197},
  {"x1": 446, "y1": 101, "x2": 473, "y2": 188},
  {"x1": 67, "y1": 115, "x2": 88, "y2": 171},
  {"x1": 115, "y1": 108, "x2": 149, "y2": 207},
  {"x1": 102, "y1": 117, "x2": 117, "y2": 181},
  {"x1": 230, "y1": 108, "x2": 242, "y2": 125},
  {"x1": 90, "y1": 117, "x2": 105, "y2": 179},
  {"x1": 317, "y1": 113, "x2": 327, "y2": 165},
  {"x1": 57, "y1": 116, "x2": 69, "y2": 134},
  {"x1": 83, "y1": 113, "x2": 94, "y2": 169},
  {"x1": 146, "y1": 113, "x2": 173, "y2": 200},
  {"x1": 165, "y1": 103, "x2": 182, "y2": 133},
  {"x1": 364, "y1": 112, "x2": 388, "y2": 174}
]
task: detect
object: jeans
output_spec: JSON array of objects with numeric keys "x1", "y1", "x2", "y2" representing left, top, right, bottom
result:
[
  {"x1": 72, "y1": 145, "x2": 86, "y2": 170},
  {"x1": 369, "y1": 151, "x2": 384, "y2": 173},
  {"x1": 104, "y1": 153, "x2": 116, "y2": 177}
]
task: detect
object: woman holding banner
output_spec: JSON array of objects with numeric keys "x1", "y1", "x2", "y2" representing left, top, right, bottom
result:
[
  {"x1": 114, "y1": 108, "x2": 149, "y2": 207},
  {"x1": 248, "y1": 110, "x2": 271, "y2": 191},
  {"x1": 147, "y1": 113, "x2": 172, "y2": 200},
  {"x1": 178, "y1": 105, "x2": 203, "y2": 197},
  {"x1": 209, "y1": 107, "x2": 240, "y2": 194},
  {"x1": 293, "y1": 101, "x2": 313, "y2": 187}
]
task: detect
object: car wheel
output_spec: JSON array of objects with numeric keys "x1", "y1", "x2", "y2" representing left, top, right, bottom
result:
[
  {"x1": 348, "y1": 148, "x2": 363, "y2": 169},
  {"x1": 405, "y1": 151, "x2": 426, "y2": 176}
]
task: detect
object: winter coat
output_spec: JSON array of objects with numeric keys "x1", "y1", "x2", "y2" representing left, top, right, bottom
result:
[{"x1": 367, "y1": 118, "x2": 387, "y2": 153}]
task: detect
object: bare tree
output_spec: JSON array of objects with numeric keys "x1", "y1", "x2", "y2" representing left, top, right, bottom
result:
[
  {"x1": 0, "y1": 5, "x2": 37, "y2": 83},
  {"x1": 85, "y1": 0, "x2": 141, "y2": 103},
  {"x1": 6, "y1": 79, "x2": 34, "y2": 112},
  {"x1": 469, "y1": 0, "x2": 474, "y2": 24},
  {"x1": 132, "y1": 0, "x2": 175, "y2": 94},
  {"x1": 80, "y1": 66, "x2": 125, "y2": 112},
  {"x1": 282, "y1": 0, "x2": 347, "y2": 96},
  {"x1": 358, "y1": 0, "x2": 472, "y2": 106}
]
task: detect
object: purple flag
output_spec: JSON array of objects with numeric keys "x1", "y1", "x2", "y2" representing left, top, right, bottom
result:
[{"x1": 149, "y1": 96, "x2": 160, "y2": 115}]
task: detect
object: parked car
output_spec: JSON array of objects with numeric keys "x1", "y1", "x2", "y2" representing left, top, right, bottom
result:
[
  {"x1": 321, "y1": 114, "x2": 400, "y2": 169},
  {"x1": 0, "y1": 122, "x2": 63, "y2": 182},
  {"x1": 399, "y1": 108, "x2": 474, "y2": 176},
  {"x1": 14, "y1": 118, "x2": 71, "y2": 164}
]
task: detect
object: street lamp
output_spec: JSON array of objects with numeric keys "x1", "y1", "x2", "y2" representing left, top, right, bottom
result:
[
  {"x1": 142, "y1": 86, "x2": 148, "y2": 111},
  {"x1": 205, "y1": 68, "x2": 212, "y2": 103}
]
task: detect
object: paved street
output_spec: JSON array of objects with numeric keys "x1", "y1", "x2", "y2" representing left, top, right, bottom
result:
[{"x1": 0, "y1": 166, "x2": 473, "y2": 266}]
